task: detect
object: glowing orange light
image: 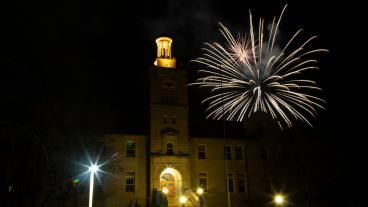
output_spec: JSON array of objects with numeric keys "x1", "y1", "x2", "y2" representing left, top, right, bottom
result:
[{"x1": 154, "y1": 37, "x2": 176, "y2": 68}]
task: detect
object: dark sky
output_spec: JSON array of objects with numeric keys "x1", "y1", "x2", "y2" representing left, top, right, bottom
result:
[{"x1": 0, "y1": 0, "x2": 364, "y2": 139}]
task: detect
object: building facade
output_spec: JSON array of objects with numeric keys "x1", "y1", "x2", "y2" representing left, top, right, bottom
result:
[{"x1": 101, "y1": 37, "x2": 282, "y2": 207}]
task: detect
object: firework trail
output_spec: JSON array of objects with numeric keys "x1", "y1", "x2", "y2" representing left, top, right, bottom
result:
[{"x1": 191, "y1": 5, "x2": 328, "y2": 129}]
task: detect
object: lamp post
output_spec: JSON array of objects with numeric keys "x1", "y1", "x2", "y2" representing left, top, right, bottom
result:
[
  {"x1": 162, "y1": 187, "x2": 169, "y2": 195},
  {"x1": 196, "y1": 187, "x2": 204, "y2": 195},
  {"x1": 88, "y1": 164, "x2": 99, "y2": 207},
  {"x1": 196, "y1": 187, "x2": 204, "y2": 207}
]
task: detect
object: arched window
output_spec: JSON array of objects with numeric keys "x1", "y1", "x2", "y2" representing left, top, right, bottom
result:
[{"x1": 167, "y1": 143, "x2": 174, "y2": 155}]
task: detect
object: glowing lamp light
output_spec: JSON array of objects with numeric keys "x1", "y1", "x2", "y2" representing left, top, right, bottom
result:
[
  {"x1": 274, "y1": 194, "x2": 284, "y2": 205},
  {"x1": 89, "y1": 164, "x2": 99, "y2": 173},
  {"x1": 196, "y1": 187, "x2": 204, "y2": 195},
  {"x1": 180, "y1": 196, "x2": 187, "y2": 204},
  {"x1": 162, "y1": 187, "x2": 169, "y2": 194}
]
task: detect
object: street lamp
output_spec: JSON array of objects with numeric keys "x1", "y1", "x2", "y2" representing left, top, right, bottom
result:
[
  {"x1": 274, "y1": 194, "x2": 285, "y2": 206},
  {"x1": 196, "y1": 187, "x2": 205, "y2": 207},
  {"x1": 72, "y1": 149, "x2": 116, "y2": 207},
  {"x1": 88, "y1": 164, "x2": 100, "y2": 207},
  {"x1": 162, "y1": 187, "x2": 169, "y2": 194},
  {"x1": 180, "y1": 196, "x2": 187, "y2": 207},
  {"x1": 196, "y1": 187, "x2": 204, "y2": 195}
]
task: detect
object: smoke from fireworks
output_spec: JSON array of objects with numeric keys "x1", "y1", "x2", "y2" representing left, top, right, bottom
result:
[{"x1": 191, "y1": 5, "x2": 327, "y2": 129}]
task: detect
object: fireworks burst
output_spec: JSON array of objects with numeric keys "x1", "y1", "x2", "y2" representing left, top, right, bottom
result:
[{"x1": 191, "y1": 5, "x2": 328, "y2": 129}]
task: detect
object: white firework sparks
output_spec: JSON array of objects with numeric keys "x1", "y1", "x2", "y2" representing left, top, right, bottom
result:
[{"x1": 191, "y1": 5, "x2": 328, "y2": 129}]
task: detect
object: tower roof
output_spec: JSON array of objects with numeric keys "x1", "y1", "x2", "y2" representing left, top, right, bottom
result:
[{"x1": 155, "y1": 37, "x2": 172, "y2": 44}]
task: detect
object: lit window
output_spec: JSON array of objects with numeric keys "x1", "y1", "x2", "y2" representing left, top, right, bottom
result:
[
  {"x1": 238, "y1": 173, "x2": 247, "y2": 193},
  {"x1": 199, "y1": 172, "x2": 208, "y2": 192},
  {"x1": 125, "y1": 172, "x2": 135, "y2": 192},
  {"x1": 227, "y1": 173, "x2": 234, "y2": 192},
  {"x1": 235, "y1": 146, "x2": 243, "y2": 160},
  {"x1": 126, "y1": 141, "x2": 135, "y2": 157},
  {"x1": 167, "y1": 143, "x2": 174, "y2": 155},
  {"x1": 198, "y1": 145, "x2": 206, "y2": 159},
  {"x1": 224, "y1": 146, "x2": 232, "y2": 160}
]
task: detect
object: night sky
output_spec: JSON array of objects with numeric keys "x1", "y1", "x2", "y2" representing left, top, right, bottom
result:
[
  {"x1": 0, "y1": 0, "x2": 365, "y2": 198},
  {"x1": 1, "y1": 1, "x2": 365, "y2": 133}
]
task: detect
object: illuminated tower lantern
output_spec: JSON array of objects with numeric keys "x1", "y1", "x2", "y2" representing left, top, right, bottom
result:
[{"x1": 154, "y1": 37, "x2": 176, "y2": 68}]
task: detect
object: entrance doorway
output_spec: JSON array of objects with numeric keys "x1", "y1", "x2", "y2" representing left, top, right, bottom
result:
[
  {"x1": 160, "y1": 173, "x2": 176, "y2": 197},
  {"x1": 159, "y1": 167, "x2": 183, "y2": 205}
]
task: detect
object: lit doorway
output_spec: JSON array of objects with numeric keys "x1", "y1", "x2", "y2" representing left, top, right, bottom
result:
[{"x1": 160, "y1": 168, "x2": 182, "y2": 201}]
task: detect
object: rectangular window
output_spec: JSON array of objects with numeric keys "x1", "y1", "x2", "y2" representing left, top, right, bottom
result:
[
  {"x1": 198, "y1": 144, "x2": 206, "y2": 159},
  {"x1": 227, "y1": 173, "x2": 234, "y2": 192},
  {"x1": 126, "y1": 141, "x2": 135, "y2": 157},
  {"x1": 224, "y1": 146, "x2": 232, "y2": 160},
  {"x1": 199, "y1": 172, "x2": 208, "y2": 192},
  {"x1": 125, "y1": 172, "x2": 135, "y2": 192},
  {"x1": 238, "y1": 173, "x2": 247, "y2": 193},
  {"x1": 235, "y1": 146, "x2": 243, "y2": 160}
]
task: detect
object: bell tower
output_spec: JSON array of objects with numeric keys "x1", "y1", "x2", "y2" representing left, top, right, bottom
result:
[
  {"x1": 150, "y1": 36, "x2": 190, "y2": 203},
  {"x1": 150, "y1": 36, "x2": 188, "y2": 154}
]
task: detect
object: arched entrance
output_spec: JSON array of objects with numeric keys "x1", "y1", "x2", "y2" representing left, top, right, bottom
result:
[
  {"x1": 160, "y1": 167, "x2": 182, "y2": 204},
  {"x1": 161, "y1": 173, "x2": 175, "y2": 196}
]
